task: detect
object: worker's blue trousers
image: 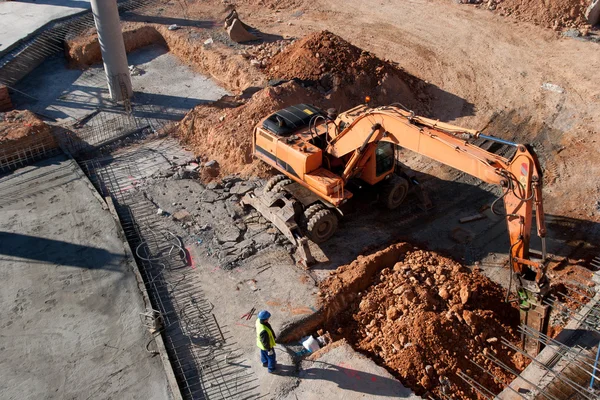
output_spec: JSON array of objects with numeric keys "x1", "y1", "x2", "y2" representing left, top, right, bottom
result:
[{"x1": 260, "y1": 349, "x2": 276, "y2": 372}]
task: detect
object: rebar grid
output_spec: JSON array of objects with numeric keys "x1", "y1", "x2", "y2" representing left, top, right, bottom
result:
[
  {"x1": 456, "y1": 276, "x2": 600, "y2": 400},
  {"x1": 80, "y1": 152, "x2": 259, "y2": 400}
]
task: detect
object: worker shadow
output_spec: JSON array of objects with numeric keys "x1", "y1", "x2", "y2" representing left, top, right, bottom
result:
[
  {"x1": 298, "y1": 361, "x2": 415, "y2": 397},
  {"x1": 0, "y1": 231, "x2": 125, "y2": 272}
]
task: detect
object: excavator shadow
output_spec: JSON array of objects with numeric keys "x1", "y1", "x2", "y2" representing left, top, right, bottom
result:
[{"x1": 309, "y1": 169, "x2": 600, "y2": 276}]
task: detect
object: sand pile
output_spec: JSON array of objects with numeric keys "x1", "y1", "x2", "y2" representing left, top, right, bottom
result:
[
  {"x1": 321, "y1": 247, "x2": 527, "y2": 399},
  {"x1": 267, "y1": 30, "x2": 426, "y2": 110},
  {"x1": 487, "y1": 0, "x2": 590, "y2": 29}
]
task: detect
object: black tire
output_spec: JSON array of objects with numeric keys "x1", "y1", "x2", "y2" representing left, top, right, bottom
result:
[
  {"x1": 270, "y1": 179, "x2": 293, "y2": 194},
  {"x1": 305, "y1": 209, "x2": 338, "y2": 243},
  {"x1": 263, "y1": 175, "x2": 287, "y2": 193},
  {"x1": 381, "y1": 176, "x2": 409, "y2": 210},
  {"x1": 302, "y1": 203, "x2": 326, "y2": 223}
]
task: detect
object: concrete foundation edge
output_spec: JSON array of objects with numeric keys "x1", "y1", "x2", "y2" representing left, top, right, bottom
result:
[
  {"x1": 105, "y1": 196, "x2": 184, "y2": 400},
  {"x1": 64, "y1": 151, "x2": 183, "y2": 400}
]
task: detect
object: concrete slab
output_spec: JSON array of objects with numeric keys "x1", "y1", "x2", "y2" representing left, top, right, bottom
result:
[
  {"x1": 0, "y1": 155, "x2": 172, "y2": 399},
  {"x1": 12, "y1": 44, "x2": 229, "y2": 126},
  {"x1": 282, "y1": 341, "x2": 421, "y2": 399},
  {"x1": 0, "y1": 0, "x2": 90, "y2": 55}
]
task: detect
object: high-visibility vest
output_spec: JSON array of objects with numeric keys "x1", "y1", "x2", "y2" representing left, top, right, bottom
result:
[{"x1": 255, "y1": 319, "x2": 276, "y2": 350}]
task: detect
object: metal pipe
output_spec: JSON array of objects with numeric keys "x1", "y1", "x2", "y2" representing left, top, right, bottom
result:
[
  {"x1": 477, "y1": 134, "x2": 518, "y2": 147},
  {"x1": 89, "y1": 0, "x2": 132, "y2": 101}
]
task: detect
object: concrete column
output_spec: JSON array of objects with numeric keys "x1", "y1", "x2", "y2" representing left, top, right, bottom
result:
[{"x1": 90, "y1": 0, "x2": 133, "y2": 101}]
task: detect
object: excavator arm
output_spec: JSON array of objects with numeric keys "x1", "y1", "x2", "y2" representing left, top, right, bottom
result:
[{"x1": 325, "y1": 105, "x2": 548, "y2": 297}]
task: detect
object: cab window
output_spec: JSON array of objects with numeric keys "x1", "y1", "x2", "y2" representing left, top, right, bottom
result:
[{"x1": 375, "y1": 142, "x2": 395, "y2": 176}]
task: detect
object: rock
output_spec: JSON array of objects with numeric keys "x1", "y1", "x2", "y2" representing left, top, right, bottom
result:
[
  {"x1": 460, "y1": 285, "x2": 470, "y2": 304},
  {"x1": 425, "y1": 365, "x2": 434, "y2": 377},
  {"x1": 200, "y1": 190, "x2": 221, "y2": 203},
  {"x1": 215, "y1": 224, "x2": 242, "y2": 243},
  {"x1": 252, "y1": 231, "x2": 277, "y2": 248},
  {"x1": 168, "y1": 24, "x2": 180, "y2": 31},
  {"x1": 486, "y1": 337, "x2": 498, "y2": 343},
  {"x1": 185, "y1": 163, "x2": 199, "y2": 172},
  {"x1": 438, "y1": 287, "x2": 450, "y2": 300},
  {"x1": 204, "y1": 37, "x2": 214, "y2": 45},
  {"x1": 172, "y1": 209, "x2": 192, "y2": 222},
  {"x1": 229, "y1": 181, "x2": 255, "y2": 195},
  {"x1": 420, "y1": 375, "x2": 432, "y2": 389},
  {"x1": 205, "y1": 160, "x2": 219, "y2": 168},
  {"x1": 206, "y1": 181, "x2": 222, "y2": 190},
  {"x1": 386, "y1": 306, "x2": 400, "y2": 320},
  {"x1": 157, "y1": 208, "x2": 165, "y2": 215},
  {"x1": 463, "y1": 309, "x2": 475, "y2": 328},
  {"x1": 398, "y1": 334, "x2": 408, "y2": 346}
]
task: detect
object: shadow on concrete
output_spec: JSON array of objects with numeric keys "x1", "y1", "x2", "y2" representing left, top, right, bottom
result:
[
  {"x1": 0, "y1": 231, "x2": 124, "y2": 271},
  {"x1": 300, "y1": 360, "x2": 414, "y2": 397},
  {"x1": 313, "y1": 167, "x2": 600, "y2": 274},
  {"x1": 122, "y1": 12, "x2": 218, "y2": 29},
  {"x1": 16, "y1": 0, "x2": 90, "y2": 8}
]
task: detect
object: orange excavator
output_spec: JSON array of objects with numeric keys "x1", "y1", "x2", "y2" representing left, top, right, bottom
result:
[{"x1": 242, "y1": 103, "x2": 549, "y2": 315}]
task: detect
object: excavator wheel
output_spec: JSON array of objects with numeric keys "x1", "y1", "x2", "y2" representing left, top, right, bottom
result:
[
  {"x1": 263, "y1": 174, "x2": 287, "y2": 193},
  {"x1": 302, "y1": 203, "x2": 326, "y2": 223},
  {"x1": 269, "y1": 179, "x2": 293, "y2": 194},
  {"x1": 381, "y1": 175, "x2": 409, "y2": 210},
  {"x1": 305, "y1": 208, "x2": 338, "y2": 243}
]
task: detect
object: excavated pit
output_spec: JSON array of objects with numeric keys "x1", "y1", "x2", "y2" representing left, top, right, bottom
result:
[{"x1": 279, "y1": 243, "x2": 531, "y2": 399}]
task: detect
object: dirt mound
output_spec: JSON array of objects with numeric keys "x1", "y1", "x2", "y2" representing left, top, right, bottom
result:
[
  {"x1": 486, "y1": 0, "x2": 590, "y2": 29},
  {"x1": 175, "y1": 81, "x2": 321, "y2": 178},
  {"x1": 0, "y1": 110, "x2": 51, "y2": 142},
  {"x1": 321, "y1": 247, "x2": 527, "y2": 399},
  {"x1": 176, "y1": 31, "x2": 429, "y2": 178},
  {"x1": 267, "y1": 30, "x2": 425, "y2": 109}
]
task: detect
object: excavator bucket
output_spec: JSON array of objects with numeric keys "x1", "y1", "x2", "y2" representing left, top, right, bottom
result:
[
  {"x1": 224, "y1": 9, "x2": 258, "y2": 43},
  {"x1": 241, "y1": 190, "x2": 316, "y2": 269}
]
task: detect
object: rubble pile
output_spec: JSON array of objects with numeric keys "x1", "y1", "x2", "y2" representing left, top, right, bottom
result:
[
  {"x1": 322, "y1": 247, "x2": 528, "y2": 399},
  {"x1": 142, "y1": 174, "x2": 288, "y2": 268},
  {"x1": 480, "y1": 0, "x2": 591, "y2": 30},
  {"x1": 0, "y1": 110, "x2": 52, "y2": 142},
  {"x1": 241, "y1": 39, "x2": 291, "y2": 68}
]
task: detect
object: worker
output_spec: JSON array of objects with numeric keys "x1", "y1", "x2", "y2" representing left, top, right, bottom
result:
[{"x1": 256, "y1": 310, "x2": 277, "y2": 373}]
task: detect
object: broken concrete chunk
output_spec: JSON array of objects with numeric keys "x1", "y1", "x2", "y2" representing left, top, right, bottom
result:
[
  {"x1": 172, "y1": 209, "x2": 192, "y2": 222},
  {"x1": 206, "y1": 181, "x2": 222, "y2": 190},
  {"x1": 215, "y1": 224, "x2": 242, "y2": 243}
]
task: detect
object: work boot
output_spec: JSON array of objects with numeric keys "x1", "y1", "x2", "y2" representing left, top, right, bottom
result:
[{"x1": 262, "y1": 363, "x2": 268, "y2": 367}]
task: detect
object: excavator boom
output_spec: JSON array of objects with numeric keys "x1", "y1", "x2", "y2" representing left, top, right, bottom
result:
[
  {"x1": 325, "y1": 105, "x2": 548, "y2": 295},
  {"x1": 246, "y1": 103, "x2": 548, "y2": 303}
]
